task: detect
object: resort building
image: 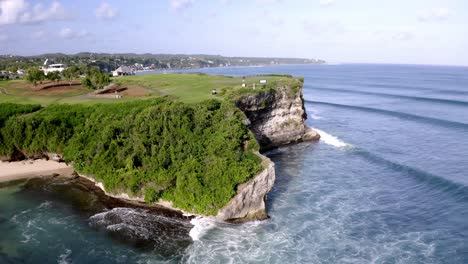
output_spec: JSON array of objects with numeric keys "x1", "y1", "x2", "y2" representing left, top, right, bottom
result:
[
  {"x1": 112, "y1": 66, "x2": 135, "y2": 77},
  {"x1": 42, "y1": 64, "x2": 67, "y2": 75}
]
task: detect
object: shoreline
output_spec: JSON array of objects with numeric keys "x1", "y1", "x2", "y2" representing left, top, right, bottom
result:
[
  {"x1": 0, "y1": 159, "x2": 74, "y2": 183},
  {"x1": 0, "y1": 158, "x2": 194, "y2": 219}
]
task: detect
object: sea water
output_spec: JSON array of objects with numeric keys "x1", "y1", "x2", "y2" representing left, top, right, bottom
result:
[{"x1": 1, "y1": 64, "x2": 468, "y2": 263}]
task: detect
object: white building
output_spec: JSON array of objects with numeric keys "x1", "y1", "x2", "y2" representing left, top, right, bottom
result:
[
  {"x1": 42, "y1": 64, "x2": 66, "y2": 75},
  {"x1": 112, "y1": 66, "x2": 135, "y2": 77},
  {"x1": 260, "y1": 80, "x2": 267, "y2": 84}
]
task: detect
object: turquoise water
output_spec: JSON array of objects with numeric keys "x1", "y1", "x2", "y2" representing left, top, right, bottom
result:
[{"x1": 1, "y1": 64, "x2": 468, "y2": 263}]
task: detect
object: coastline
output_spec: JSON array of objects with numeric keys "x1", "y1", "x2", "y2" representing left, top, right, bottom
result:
[
  {"x1": 0, "y1": 154, "x2": 274, "y2": 222},
  {"x1": 135, "y1": 63, "x2": 326, "y2": 75},
  {"x1": 0, "y1": 158, "x2": 192, "y2": 220},
  {"x1": 0, "y1": 159, "x2": 74, "y2": 183},
  {"x1": 0, "y1": 158, "x2": 198, "y2": 217}
]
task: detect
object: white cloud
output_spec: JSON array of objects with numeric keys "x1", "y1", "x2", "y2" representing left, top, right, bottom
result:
[
  {"x1": 319, "y1": 0, "x2": 335, "y2": 7},
  {"x1": 95, "y1": 2, "x2": 118, "y2": 20},
  {"x1": 170, "y1": 0, "x2": 194, "y2": 11},
  {"x1": 59, "y1": 28, "x2": 90, "y2": 39},
  {"x1": 0, "y1": 0, "x2": 27, "y2": 25},
  {"x1": 0, "y1": 0, "x2": 68, "y2": 25},
  {"x1": 418, "y1": 8, "x2": 451, "y2": 22}
]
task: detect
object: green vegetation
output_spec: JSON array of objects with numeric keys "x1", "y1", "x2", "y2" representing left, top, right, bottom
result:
[
  {"x1": 116, "y1": 73, "x2": 296, "y2": 103},
  {"x1": 0, "y1": 73, "x2": 298, "y2": 105},
  {"x1": 0, "y1": 98, "x2": 262, "y2": 215},
  {"x1": 25, "y1": 67, "x2": 46, "y2": 86},
  {"x1": 81, "y1": 70, "x2": 111, "y2": 90},
  {"x1": 46, "y1": 71, "x2": 61, "y2": 83},
  {"x1": 0, "y1": 73, "x2": 304, "y2": 214},
  {"x1": 62, "y1": 65, "x2": 80, "y2": 85}
]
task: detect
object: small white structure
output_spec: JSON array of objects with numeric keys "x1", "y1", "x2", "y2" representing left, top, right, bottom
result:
[
  {"x1": 112, "y1": 66, "x2": 135, "y2": 77},
  {"x1": 242, "y1": 83, "x2": 246, "y2": 88},
  {"x1": 259, "y1": 80, "x2": 267, "y2": 84},
  {"x1": 43, "y1": 64, "x2": 66, "y2": 75}
]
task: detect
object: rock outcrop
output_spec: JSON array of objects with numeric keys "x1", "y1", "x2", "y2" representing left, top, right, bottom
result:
[
  {"x1": 216, "y1": 153, "x2": 275, "y2": 222},
  {"x1": 218, "y1": 80, "x2": 320, "y2": 222},
  {"x1": 234, "y1": 81, "x2": 320, "y2": 151}
]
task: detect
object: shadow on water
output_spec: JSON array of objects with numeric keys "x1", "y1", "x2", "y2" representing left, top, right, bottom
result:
[
  {"x1": 264, "y1": 142, "x2": 319, "y2": 213},
  {"x1": 0, "y1": 176, "x2": 194, "y2": 261}
]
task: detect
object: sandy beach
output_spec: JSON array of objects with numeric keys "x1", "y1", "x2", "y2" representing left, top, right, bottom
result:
[{"x1": 0, "y1": 159, "x2": 74, "y2": 183}]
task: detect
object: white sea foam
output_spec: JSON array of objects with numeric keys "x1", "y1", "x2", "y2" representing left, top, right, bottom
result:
[
  {"x1": 309, "y1": 109, "x2": 323, "y2": 120},
  {"x1": 57, "y1": 248, "x2": 72, "y2": 264},
  {"x1": 37, "y1": 200, "x2": 53, "y2": 209},
  {"x1": 313, "y1": 128, "x2": 350, "y2": 148},
  {"x1": 189, "y1": 217, "x2": 216, "y2": 241}
]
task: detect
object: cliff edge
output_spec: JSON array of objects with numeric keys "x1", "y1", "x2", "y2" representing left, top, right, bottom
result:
[
  {"x1": 234, "y1": 80, "x2": 320, "y2": 151},
  {"x1": 218, "y1": 79, "x2": 320, "y2": 222},
  {"x1": 0, "y1": 75, "x2": 319, "y2": 224},
  {"x1": 216, "y1": 152, "x2": 275, "y2": 222}
]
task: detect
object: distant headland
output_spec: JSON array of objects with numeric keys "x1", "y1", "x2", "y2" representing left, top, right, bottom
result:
[{"x1": 0, "y1": 53, "x2": 325, "y2": 74}]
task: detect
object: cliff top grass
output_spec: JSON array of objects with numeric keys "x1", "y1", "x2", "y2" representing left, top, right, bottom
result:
[{"x1": 0, "y1": 73, "x2": 300, "y2": 105}]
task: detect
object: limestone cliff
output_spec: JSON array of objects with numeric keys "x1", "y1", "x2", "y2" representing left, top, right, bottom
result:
[
  {"x1": 234, "y1": 80, "x2": 320, "y2": 151},
  {"x1": 216, "y1": 153, "x2": 275, "y2": 222},
  {"x1": 217, "y1": 79, "x2": 320, "y2": 222}
]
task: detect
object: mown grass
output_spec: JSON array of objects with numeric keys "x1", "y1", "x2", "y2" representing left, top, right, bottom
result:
[
  {"x1": 0, "y1": 73, "x2": 296, "y2": 105},
  {"x1": 116, "y1": 73, "x2": 294, "y2": 103}
]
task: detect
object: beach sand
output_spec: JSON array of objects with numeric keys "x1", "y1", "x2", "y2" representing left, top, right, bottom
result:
[{"x1": 0, "y1": 159, "x2": 74, "y2": 183}]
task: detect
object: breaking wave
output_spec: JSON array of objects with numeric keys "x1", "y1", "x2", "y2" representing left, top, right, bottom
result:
[{"x1": 313, "y1": 128, "x2": 350, "y2": 148}]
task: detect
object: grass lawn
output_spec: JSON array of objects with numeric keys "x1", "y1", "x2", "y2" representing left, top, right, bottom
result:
[{"x1": 0, "y1": 73, "x2": 298, "y2": 105}]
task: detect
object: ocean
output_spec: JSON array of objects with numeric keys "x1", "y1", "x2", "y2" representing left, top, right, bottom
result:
[{"x1": 1, "y1": 64, "x2": 468, "y2": 263}]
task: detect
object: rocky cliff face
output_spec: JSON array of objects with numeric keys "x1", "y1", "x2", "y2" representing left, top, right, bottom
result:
[
  {"x1": 234, "y1": 82, "x2": 320, "y2": 151},
  {"x1": 216, "y1": 153, "x2": 275, "y2": 222},
  {"x1": 218, "y1": 80, "x2": 320, "y2": 222}
]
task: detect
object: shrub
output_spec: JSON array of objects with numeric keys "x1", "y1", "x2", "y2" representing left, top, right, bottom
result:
[{"x1": 0, "y1": 98, "x2": 262, "y2": 215}]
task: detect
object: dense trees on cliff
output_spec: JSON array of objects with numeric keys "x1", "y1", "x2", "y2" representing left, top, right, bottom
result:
[{"x1": 0, "y1": 98, "x2": 261, "y2": 215}]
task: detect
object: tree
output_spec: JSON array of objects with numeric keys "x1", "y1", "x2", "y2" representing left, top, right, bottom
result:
[
  {"x1": 62, "y1": 65, "x2": 80, "y2": 86},
  {"x1": 7, "y1": 66, "x2": 18, "y2": 74},
  {"x1": 86, "y1": 66, "x2": 101, "y2": 77},
  {"x1": 25, "y1": 67, "x2": 45, "y2": 87},
  {"x1": 81, "y1": 76, "x2": 93, "y2": 89},
  {"x1": 93, "y1": 72, "x2": 110, "y2": 90},
  {"x1": 81, "y1": 68, "x2": 110, "y2": 90},
  {"x1": 46, "y1": 71, "x2": 61, "y2": 83}
]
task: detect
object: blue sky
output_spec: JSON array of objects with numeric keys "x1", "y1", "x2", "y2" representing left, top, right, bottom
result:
[{"x1": 0, "y1": 0, "x2": 467, "y2": 65}]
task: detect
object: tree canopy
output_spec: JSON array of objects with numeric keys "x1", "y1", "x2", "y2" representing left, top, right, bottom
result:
[
  {"x1": 25, "y1": 67, "x2": 45, "y2": 86},
  {"x1": 0, "y1": 98, "x2": 262, "y2": 215}
]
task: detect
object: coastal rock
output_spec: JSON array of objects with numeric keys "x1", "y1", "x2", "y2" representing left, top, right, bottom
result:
[
  {"x1": 222, "y1": 80, "x2": 320, "y2": 222},
  {"x1": 234, "y1": 82, "x2": 320, "y2": 151},
  {"x1": 216, "y1": 153, "x2": 275, "y2": 222}
]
